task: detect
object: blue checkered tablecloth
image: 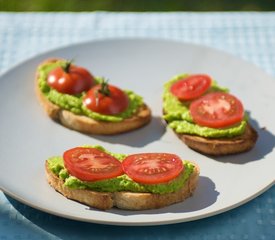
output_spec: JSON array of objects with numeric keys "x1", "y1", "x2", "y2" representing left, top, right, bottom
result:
[{"x1": 0, "y1": 12, "x2": 274, "y2": 240}]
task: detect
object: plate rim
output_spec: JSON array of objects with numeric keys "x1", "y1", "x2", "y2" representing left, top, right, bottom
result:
[{"x1": 0, "y1": 37, "x2": 274, "y2": 226}]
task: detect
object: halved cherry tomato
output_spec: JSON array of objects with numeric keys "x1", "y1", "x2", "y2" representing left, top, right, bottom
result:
[
  {"x1": 63, "y1": 147, "x2": 123, "y2": 181},
  {"x1": 83, "y1": 81, "x2": 129, "y2": 115},
  {"x1": 122, "y1": 153, "x2": 184, "y2": 184},
  {"x1": 47, "y1": 61, "x2": 95, "y2": 95},
  {"x1": 170, "y1": 74, "x2": 212, "y2": 101},
  {"x1": 190, "y1": 92, "x2": 244, "y2": 128}
]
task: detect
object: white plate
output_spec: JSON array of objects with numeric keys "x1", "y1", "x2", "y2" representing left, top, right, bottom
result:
[{"x1": 0, "y1": 39, "x2": 274, "y2": 226}]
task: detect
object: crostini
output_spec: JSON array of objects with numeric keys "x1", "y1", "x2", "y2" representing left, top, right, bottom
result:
[
  {"x1": 36, "y1": 59, "x2": 151, "y2": 135},
  {"x1": 163, "y1": 74, "x2": 258, "y2": 155},
  {"x1": 45, "y1": 145, "x2": 200, "y2": 210}
]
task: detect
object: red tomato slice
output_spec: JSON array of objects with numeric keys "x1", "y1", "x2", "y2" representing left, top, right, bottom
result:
[
  {"x1": 122, "y1": 153, "x2": 184, "y2": 184},
  {"x1": 190, "y1": 92, "x2": 244, "y2": 128},
  {"x1": 63, "y1": 147, "x2": 123, "y2": 181},
  {"x1": 170, "y1": 74, "x2": 212, "y2": 100}
]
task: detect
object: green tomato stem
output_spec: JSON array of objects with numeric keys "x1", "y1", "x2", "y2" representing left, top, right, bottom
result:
[
  {"x1": 63, "y1": 59, "x2": 74, "y2": 73},
  {"x1": 98, "y1": 79, "x2": 110, "y2": 96}
]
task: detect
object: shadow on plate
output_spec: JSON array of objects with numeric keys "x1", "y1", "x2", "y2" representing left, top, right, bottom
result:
[
  {"x1": 85, "y1": 115, "x2": 167, "y2": 147},
  {"x1": 4, "y1": 176, "x2": 218, "y2": 239},
  {"x1": 6, "y1": 175, "x2": 218, "y2": 224},
  {"x1": 105, "y1": 176, "x2": 219, "y2": 216},
  {"x1": 210, "y1": 114, "x2": 275, "y2": 164}
]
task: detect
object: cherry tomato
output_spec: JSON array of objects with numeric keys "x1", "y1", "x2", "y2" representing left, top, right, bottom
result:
[
  {"x1": 122, "y1": 153, "x2": 184, "y2": 184},
  {"x1": 47, "y1": 61, "x2": 95, "y2": 95},
  {"x1": 170, "y1": 74, "x2": 212, "y2": 101},
  {"x1": 190, "y1": 92, "x2": 244, "y2": 128},
  {"x1": 83, "y1": 82, "x2": 129, "y2": 115},
  {"x1": 63, "y1": 147, "x2": 123, "y2": 181}
]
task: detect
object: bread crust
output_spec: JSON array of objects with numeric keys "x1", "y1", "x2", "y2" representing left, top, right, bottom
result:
[
  {"x1": 45, "y1": 161, "x2": 200, "y2": 210},
  {"x1": 35, "y1": 59, "x2": 151, "y2": 135},
  {"x1": 175, "y1": 123, "x2": 258, "y2": 155}
]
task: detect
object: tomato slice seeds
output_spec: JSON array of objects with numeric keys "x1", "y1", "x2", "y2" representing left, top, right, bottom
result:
[
  {"x1": 63, "y1": 148, "x2": 185, "y2": 184},
  {"x1": 63, "y1": 147, "x2": 124, "y2": 181},
  {"x1": 170, "y1": 74, "x2": 212, "y2": 101},
  {"x1": 122, "y1": 153, "x2": 184, "y2": 184},
  {"x1": 190, "y1": 92, "x2": 244, "y2": 128}
]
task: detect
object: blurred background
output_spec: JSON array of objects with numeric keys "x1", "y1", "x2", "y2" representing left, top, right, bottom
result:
[{"x1": 0, "y1": 0, "x2": 275, "y2": 11}]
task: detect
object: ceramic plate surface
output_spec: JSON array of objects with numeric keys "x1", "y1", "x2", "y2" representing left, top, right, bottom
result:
[{"x1": 0, "y1": 39, "x2": 274, "y2": 226}]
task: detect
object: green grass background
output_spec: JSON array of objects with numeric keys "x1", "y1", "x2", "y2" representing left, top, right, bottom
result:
[{"x1": 0, "y1": 0, "x2": 275, "y2": 12}]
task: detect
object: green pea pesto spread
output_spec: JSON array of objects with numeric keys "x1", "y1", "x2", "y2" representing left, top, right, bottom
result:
[
  {"x1": 163, "y1": 74, "x2": 247, "y2": 138},
  {"x1": 38, "y1": 61, "x2": 143, "y2": 122},
  {"x1": 47, "y1": 145, "x2": 195, "y2": 194}
]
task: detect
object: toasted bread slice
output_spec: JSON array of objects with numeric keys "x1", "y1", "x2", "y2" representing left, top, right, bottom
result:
[
  {"x1": 175, "y1": 123, "x2": 258, "y2": 156},
  {"x1": 35, "y1": 59, "x2": 151, "y2": 135},
  {"x1": 45, "y1": 161, "x2": 199, "y2": 210}
]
